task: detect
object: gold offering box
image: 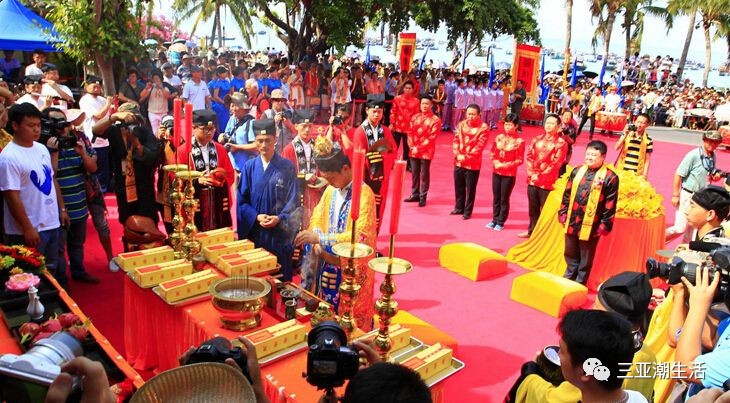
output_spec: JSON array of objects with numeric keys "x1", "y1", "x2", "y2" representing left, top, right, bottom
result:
[
  {"x1": 355, "y1": 324, "x2": 412, "y2": 352},
  {"x1": 129, "y1": 259, "x2": 193, "y2": 287},
  {"x1": 116, "y1": 246, "x2": 175, "y2": 272},
  {"x1": 203, "y1": 240, "x2": 254, "y2": 264},
  {"x1": 157, "y1": 269, "x2": 220, "y2": 303},
  {"x1": 217, "y1": 249, "x2": 277, "y2": 277},
  {"x1": 399, "y1": 343, "x2": 453, "y2": 381},
  {"x1": 245, "y1": 319, "x2": 307, "y2": 359},
  {"x1": 194, "y1": 228, "x2": 236, "y2": 248}
]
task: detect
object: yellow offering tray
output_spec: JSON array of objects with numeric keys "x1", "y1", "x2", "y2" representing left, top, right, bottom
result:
[
  {"x1": 116, "y1": 246, "x2": 175, "y2": 272},
  {"x1": 129, "y1": 259, "x2": 193, "y2": 288},
  {"x1": 194, "y1": 228, "x2": 236, "y2": 248},
  {"x1": 242, "y1": 319, "x2": 307, "y2": 362},
  {"x1": 395, "y1": 344, "x2": 465, "y2": 387},
  {"x1": 156, "y1": 269, "x2": 220, "y2": 303},
  {"x1": 203, "y1": 240, "x2": 255, "y2": 264},
  {"x1": 354, "y1": 325, "x2": 421, "y2": 360}
]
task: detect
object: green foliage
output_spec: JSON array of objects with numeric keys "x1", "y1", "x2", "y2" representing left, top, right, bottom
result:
[{"x1": 42, "y1": 0, "x2": 142, "y2": 63}]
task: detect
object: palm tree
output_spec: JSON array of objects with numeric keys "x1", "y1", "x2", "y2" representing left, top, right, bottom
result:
[
  {"x1": 172, "y1": 0, "x2": 254, "y2": 48},
  {"x1": 564, "y1": 0, "x2": 573, "y2": 75},
  {"x1": 666, "y1": 0, "x2": 698, "y2": 81},
  {"x1": 697, "y1": 0, "x2": 726, "y2": 86},
  {"x1": 621, "y1": 0, "x2": 673, "y2": 58},
  {"x1": 588, "y1": 0, "x2": 623, "y2": 75}
]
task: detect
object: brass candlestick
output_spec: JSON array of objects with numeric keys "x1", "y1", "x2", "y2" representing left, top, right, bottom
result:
[
  {"x1": 368, "y1": 235, "x2": 412, "y2": 360},
  {"x1": 176, "y1": 170, "x2": 203, "y2": 261},
  {"x1": 164, "y1": 164, "x2": 189, "y2": 259},
  {"x1": 332, "y1": 222, "x2": 374, "y2": 341}
]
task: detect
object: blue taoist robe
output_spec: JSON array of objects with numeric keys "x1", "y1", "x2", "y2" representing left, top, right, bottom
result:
[{"x1": 237, "y1": 154, "x2": 300, "y2": 280}]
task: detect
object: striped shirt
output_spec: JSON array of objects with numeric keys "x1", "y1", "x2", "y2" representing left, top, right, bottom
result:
[
  {"x1": 57, "y1": 146, "x2": 93, "y2": 222},
  {"x1": 621, "y1": 134, "x2": 653, "y2": 172}
]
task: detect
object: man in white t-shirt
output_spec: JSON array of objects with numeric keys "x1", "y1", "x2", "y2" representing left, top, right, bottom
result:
[
  {"x1": 79, "y1": 75, "x2": 113, "y2": 192},
  {"x1": 162, "y1": 63, "x2": 182, "y2": 92},
  {"x1": 40, "y1": 64, "x2": 74, "y2": 111},
  {"x1": 181, "y1": 65, "x2": 210, "y2": 110},
  {"x1": 0, "y1": 103, "x2": 64, "y2": 284},
  {"x1": 24, "y1": 49, "x2": 46, "y2": 77},
  {"x1": 15, "y1": 75, "x2": 50, "y2": 111}
]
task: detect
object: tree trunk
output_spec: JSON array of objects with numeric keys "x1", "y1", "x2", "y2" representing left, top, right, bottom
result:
[
  {"x1": 145, "y1": 0, "x2": 153, "y2": 38},
  {"x1": 564, "y1": 0, "x2": 572, "y2": 65},
  {"x1": 702, "y1": 18, "x2": 711, "y2": 87},
  {"x1": 624, "y1": 11, "x2": 632, "y2": 59},
  {"x1": 380, "y1": 21, "x2": 385, "y2": 46},
  {"x1": 217, "y1": 9, "x2": 223, "y2": 47},
  {"x1": 603, "y1": 13, "x2": 615, "y2": 64},
  {"x1": 95, "y1": 53, "x2": 116, "y2": 95},
  {"x1": 210, "y1": 8, "x2": 219, "y2": 48},
  {"x1": 677, "y1": 9, "x2": 696, "y2": 81}
]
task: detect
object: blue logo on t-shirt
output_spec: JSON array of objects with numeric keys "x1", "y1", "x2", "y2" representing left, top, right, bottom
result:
[{"x1": 30, "y1": 165, "x2": 53, "y2": 196}]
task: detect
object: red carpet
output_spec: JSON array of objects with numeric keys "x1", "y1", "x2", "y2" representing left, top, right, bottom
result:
[{"x1": 69, "y1": 125, "x2": 707, "y2": 402}]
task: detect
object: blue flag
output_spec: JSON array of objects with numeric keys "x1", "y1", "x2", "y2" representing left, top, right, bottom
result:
[
  {"x1": 570, "y1": 56, "x2": 578, "y2": 87},
  {"x1": 598, "y1": 59, "x2": 606, "y2": 90},
  {"x1": 616, "y1": 69, "x2": 624, "y2": 108},
  {"x1": 419, "y1": 48, "x2": 428, "y2": 72},
  {"x1": 539, "y1": 54, "x2": 548, "y2": 104},
  {"x1": 488, "y1": 55, "x2": 495, "y2": 88}
]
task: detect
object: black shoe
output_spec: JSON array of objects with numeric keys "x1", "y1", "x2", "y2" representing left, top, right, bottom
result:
[
  {"x1": 404, "y1": 195, "x2": 420, "y2": 202},
  {"x1": 462, "y1": 214, "x2": 471, "y2": 220},
  {"x1": 72, "y1": 273, "x2": 100, "y2": 284},
  {"x1": 450, "y1": 209, "x2": 463, "y2": 215},
  {"x1": 418, "y1": 199, "x2": 426, "y2": 207}
]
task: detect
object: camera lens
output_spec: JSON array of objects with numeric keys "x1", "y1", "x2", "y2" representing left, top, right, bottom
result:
[{"x1": 26, "y1": 332, "x2": 83, "y2": 367}]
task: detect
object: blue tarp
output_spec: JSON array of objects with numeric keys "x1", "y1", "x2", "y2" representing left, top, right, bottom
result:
[{"x1": 0, "y1": 0, "x2": 60, "y2": 52}]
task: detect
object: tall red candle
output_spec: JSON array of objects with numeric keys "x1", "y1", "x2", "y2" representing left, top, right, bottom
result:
[
  {"x1": 389, "y1": 160, "x2": 407, "y2": 235},
  {"x1": 184, "y1": 103, "x2": 193, "y2": 151},
  {"x1": 350, "y1": 148, "x2": 365, "y2": 221},
  {"x1": 173, "y1": 98, "x2": 182, "y2": 147}
]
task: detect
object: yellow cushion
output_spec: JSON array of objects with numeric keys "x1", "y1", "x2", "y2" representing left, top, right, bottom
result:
[
  {"x1": 510, "y1": 272, "x2": 588, "y2": 317},
  {"x1": 438, "y1": 242, "x2": 508, "y2": 281}
]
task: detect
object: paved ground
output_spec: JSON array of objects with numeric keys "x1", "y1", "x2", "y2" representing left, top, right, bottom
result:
[{"x1": 647, "y1": 126, "x2": 707, "y2": 146}]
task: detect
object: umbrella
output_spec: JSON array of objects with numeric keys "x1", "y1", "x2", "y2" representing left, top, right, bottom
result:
[
  {"x1": 345, "y1": 50, "x2": 360, "y2": 59},
  {"x1": 144, "y1": 38, "x2": 158, "y2": 47},
  {"x1": 620, "y1": 80, "x2": 635, "y2": 87},
  {"x1": 714, "y1": 103, "x2": 730, "y2": 122},
  {"x1": 169, "y1": 42, "x2": 187, "y2": 52},
  {"x1": 544, "y1": 73, "x2": 561, "y2": 80},
  {"x1": 689, "y1": 108, "x2": 712, "y2": 117},
  {"x1": 495, "y1": 61, "x2": 511, "y2": 69},
  {"x1": 582, "y1": 71, "x2": 598, "y2": 78},
  {"x1": 185, "y1": 40, "x2": 197, "y2": 48},
  {"x1": 173, "y1": 38, "x2": 186, "y2": 44}
]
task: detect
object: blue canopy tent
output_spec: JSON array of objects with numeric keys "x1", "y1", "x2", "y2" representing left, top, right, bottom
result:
[{"x1": 0, "y1": 0, "x2": 60, "y2": 52}]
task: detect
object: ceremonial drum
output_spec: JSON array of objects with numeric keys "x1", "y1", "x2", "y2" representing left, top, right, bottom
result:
[
  {"x1": 719, "y1": 126, "x2": 730, "y2": 149},
  {"x1": 198, "y1": 186, "x2": 232, "y2": 231},
  {"x1": 595, "y1": 111, "x2": 628, "y2": 135}
]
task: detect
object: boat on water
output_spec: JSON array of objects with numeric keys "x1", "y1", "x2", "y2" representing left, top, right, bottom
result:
[
  {"x1": 605, "y1": 60, "x2": 617, "y2": 70},
  {"x1": 720, "y1": 62, "x2": 729, "y2": 76},
  {"x1": 551, "y1": 52, "x2": 564, "y2": 60}
]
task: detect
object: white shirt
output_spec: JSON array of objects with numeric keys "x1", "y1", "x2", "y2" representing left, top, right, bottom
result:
[
  {"x1": 16, "y1": 93, "x2": 45, "y2": 110},
  {"x1": 332, "y1": 182, "x2": 352, "y2": 224},
  {"x1": 25, "y1": 64, "x2": 43, "y2": 76},
  {"x1": 0, "y1": 141, "x2": 60, "y2": 234},
  {"x1": 182, "y1": 80, "x2": 210, "y2": 110},
  {"x1": 164, "y1": 74, "x2": 182, "y2": 88},
  {"x1": 78, "y1": 94, "x2": 110, "y2": 148},
  {"x1": 604, "y1": 93, "x2": 621, "y2": 113},
  {"x1": 261, "y1": 156, "x2": 270, "y2": 172},
  {"x1": 41, "y1": 83, "x2": 73, "y2": 111}
]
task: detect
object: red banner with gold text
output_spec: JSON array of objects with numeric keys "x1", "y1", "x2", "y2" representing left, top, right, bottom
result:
[
  {"x1": 399, "y1": 33, "x2": 416, "y2": 73},
  {"x1": 512, "y1": 44, "x2": 542, "y2": 103}
]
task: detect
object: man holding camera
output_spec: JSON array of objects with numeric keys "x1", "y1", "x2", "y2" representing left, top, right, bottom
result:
[
  {"x1": 560, "y1": 141, "x2": 619, "y2": 285},
  {"x1": 262, "y1": 89, "x2": 296, "y2": 154},
  {"x1": 220, "y1": 93, "x2": 257, "y2": 172},
  {"x1": 666, "y1": 131, "x2": 723, "y2": 243},
  {"x1": 42, "y1": 108, "x2": 100, "y2": 285},
  {"x1": 16, "y1": 75, "x2": 50, "y2": 111},
  {"x1": 92, "y1": 102, "x2": 160, "y2": 225},
  {"x1": 615, "y1": 113, "x2": 653, "y2": 178},
  {"x1": 326, "y1": 105, "x2": 353, "y2": 149},
  {"x1": 40, "y1": 64, "x2": 74, "y2": 111}
]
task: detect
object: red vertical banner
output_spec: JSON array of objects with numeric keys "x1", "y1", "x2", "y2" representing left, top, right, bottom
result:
[
  {"x1": 398, "y1": 33, "x2": 416, "y2": 73},
  {"x1": 512, "y1": 44, "x2": 542, "y2": 103}
]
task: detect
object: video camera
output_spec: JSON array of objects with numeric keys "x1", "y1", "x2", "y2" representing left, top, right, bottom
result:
[
  {"x1": 185, "y1": 337, "x2": 252, "y2": 384},
  {"x1": 332, "y1": 116, "x2": 344, "y2": 125},
  {"x1": 305, "y1": 321, "x2": 360, "y2": 390},
  {"x1": 0, "y1": 332, "x2": 83, "y2": 403},
  {"x1": 40, "y1": 115, "x2": 76, "y2": 149},
  {"x1": 646, "y1": 237, "x2": 730, "y2": 304},
  {"x1": 627, "y1": 123, "x2": 637, "y2": 132},
  {"x1": 711, "y1": 168, "x2": 730, "y2": 179}
]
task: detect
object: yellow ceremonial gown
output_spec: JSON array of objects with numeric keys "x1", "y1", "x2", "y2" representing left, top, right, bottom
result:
[{"x1": 308, "y1": 183, "x2": 378, "y2": 331}]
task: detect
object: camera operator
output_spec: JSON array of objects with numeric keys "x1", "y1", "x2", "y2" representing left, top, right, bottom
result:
[
  {"x1": 44, "y1": 356, "x2": 116, "y2": 403},
  {"x1": 42, "y1": 108, "x2": 101, "y2": 286},
  {"x1": 667, "y1": 131, "x2": 724, "y2": 243},
  {"x1": 40, "y1": 63, "x2": 74, "y2": 110},
  {"x1": 325, "y1": 105, "x2": 353, "y2": 149},
  {"x1": 262, "y1": 89, "x2": 296, "y2": 154},
  {"x1": 92, "y1": 102, "x2": 160, "y2": 225},
  {"x1": 219, "y1": 93, "x2": 257, "y2": 172},
  {"x1": 615, "y1": 113, "x2": 653, "y2": 178}
]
